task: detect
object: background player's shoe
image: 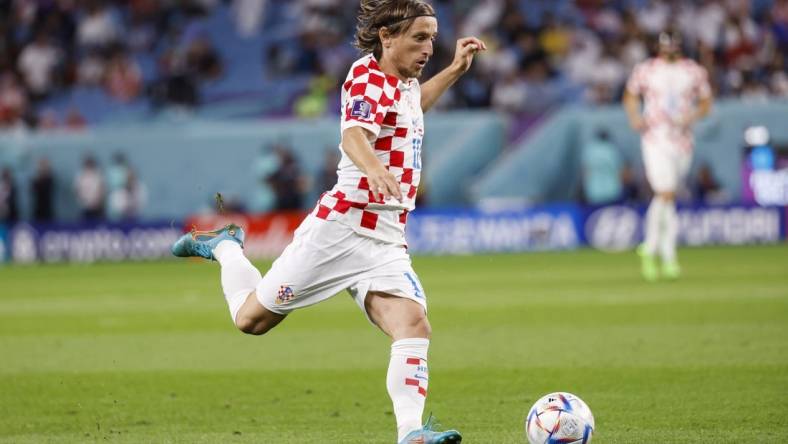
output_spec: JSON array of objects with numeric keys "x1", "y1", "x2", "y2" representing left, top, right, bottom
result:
[
  {"x1": 662, "y1": 260, "x2": 681, "y2": 280},
  {"x1": 171, "y1": 224, "x2": 244, "y2": 260},
  {"x1": 399, "y1": 415, "x2": 462, "y2": 444},
  {"x1": 637, "y1": 245, "x2": 659, "y2": 282}
]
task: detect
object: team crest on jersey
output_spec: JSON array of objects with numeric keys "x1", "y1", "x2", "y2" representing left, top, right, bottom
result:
[
  {"x1": 276, "y1": 285, "x2": 295, "y2": 305},
  {"x1": 351, "y1": 98, "x2": 372, "y2": 119}
]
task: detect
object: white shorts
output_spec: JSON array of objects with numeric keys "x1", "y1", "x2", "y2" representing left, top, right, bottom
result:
[
  {"x1": 255, "y1": 215, "x2": 427, "y2": 321},
  {"x1": 641, "y1": 139, "x2": 692, "y2": 193}
]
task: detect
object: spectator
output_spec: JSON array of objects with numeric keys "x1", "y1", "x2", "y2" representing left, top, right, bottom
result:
[
  {"x1": 249, "y1": 144, "x2": 280, "y2": 213},
  {"x1": 317, "y1": 148, "x2": 340, "y2": 194},
  {"x1": 0, "y1": 71, "x2": 29, "y2": 128},
  {"x1": 108, "y1": 169, "x2": 146, "y2": 220},
  {"x1": 73, "y1": 155, "x2": 105, "y2": 221},
  {"x1": 17, "y1": 31, "x2": 62, "y2": 101},
  {"x1": 77, "y1": 1, "x2": 119, "y2": 49},
  {"x1": 107, "y1": 152, "x2": 131, "y2": 193},
  {"x1": 580, "y1": 128, "x2": 625, "y2": 205},
  {"x1": 104, "y1": 47, "x2": 142, "y2": 102},
  {"x1": 693, "y1": 163, "x2": 730, "y2": 204},
  {"x1": 269, "y1": 145, "x2": 308, "y2": 211},
  {"x1": 0, "y1": 168, "x2": 19, "y2": 225},
  {"x1": 31, "y1": 158, "x2": 55, "y2": 222}
]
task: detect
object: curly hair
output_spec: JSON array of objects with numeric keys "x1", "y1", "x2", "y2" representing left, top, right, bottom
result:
[{"x1": 354, "y1": 0, "x2": 435, "y2": 59}]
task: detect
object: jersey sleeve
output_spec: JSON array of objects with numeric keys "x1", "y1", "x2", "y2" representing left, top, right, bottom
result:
[
  {"x1": 625, "y1": 62, "x2": 646, "y2": 95},
  {"x1": 341, "y1": 65, "x2": 397, "y2": 137}
]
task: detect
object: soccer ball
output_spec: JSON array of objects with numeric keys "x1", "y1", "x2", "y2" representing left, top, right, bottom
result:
[{"x1": 525, "y1": 392, "x2": 595, "y2": 444}]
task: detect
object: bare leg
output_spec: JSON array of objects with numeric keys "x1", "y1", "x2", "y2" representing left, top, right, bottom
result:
[
  {"x1": 233, "y1": 291, "x2": 287, "y2": 335},
  {"x1": 365, "y1": 291, "x2": 431, "y2": 340}
]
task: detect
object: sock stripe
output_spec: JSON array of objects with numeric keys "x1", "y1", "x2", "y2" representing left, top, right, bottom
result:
[
  {"x1": 406, "y1": 357, "x2": 421, "y2": 365},
  {"x1": 404, "y1": 378, "x2": 427, "y2": 397}
]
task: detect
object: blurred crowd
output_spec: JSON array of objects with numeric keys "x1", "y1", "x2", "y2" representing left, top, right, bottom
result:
[
  {"x1": 1, "y1": 0, "x2": 786, "y2": 130},
  {"x1": 0, "y1": 152, "x2": 146, "y2": 224},
  {"x1": 0, "y1": 0, "x2": 225, "y2": 129},
  {"x1": 284, "y1": 0, "x2": 788, "y2": 114}
]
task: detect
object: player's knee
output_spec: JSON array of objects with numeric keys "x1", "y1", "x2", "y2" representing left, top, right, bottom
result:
[
  {"x1": 235, "y1": 317, "x2": 270, "y2": 336},
  {"x1": 406, "y1": 311, "x2": 432, "y2": 339}
]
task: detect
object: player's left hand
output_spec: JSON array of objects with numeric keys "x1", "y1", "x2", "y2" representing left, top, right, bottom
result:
[{"x1": 452, "y1": 37, "x2": 486, "y2": 73}]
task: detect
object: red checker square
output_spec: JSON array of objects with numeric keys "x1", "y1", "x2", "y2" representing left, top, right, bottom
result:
[
  {"x1": 405, "y1": 378, "x2": 420, "y2": 387},
  {"x1": 386, "y1": 75, "x2": 398, "y2": 87},
  {"x1": 358, "y1": 177, "x2": 370, "y2": 190},
  {"x1": 407, "y1": 185, "x2": 417, "y2": 198},
  {"x1": 368, "y1": 73, "x2": 385, "y2": 88},
  {"x1": 352, "y1": 64, "x2": 369, "y2": 78},
  {"x1": 406, "y1": 357, "x2": 420, "y2": 365},
  {"x1": 374, "y1": 112, "x2": 384, "y2": 125},
  {"x1": 399, "y1": 211, "x2": 408, "y2": 224},
  {"x1": 382, "y1": 112, "x2": 397, "y2": 126},
  {"x1": 360, "y1": 211, "x2": 378, "y2": 230},
  {"x1": 375, "y1": 136, "x2": 392, "y2": 151},
  {"x1": 315, "y1": 205, "x2": 331, "y2": 219},
  {"x1": 394, "y1": 127, "x2": 408, "y2": 138},
  {"x1": 333, "y1": 199, "x2": 351, "y2": 214},
  {"x1": 350, "y1": 82, "x2": 367, "y2": 97},
  {"x1": 389, "y1": 150, "x2": 404, "y2": 167},
  {"x1": 418, "y1": 387, "x2": 427, "y2": 397},
  {"x1": 401, "y1": 168, "x2": 413, "y2": 184}
]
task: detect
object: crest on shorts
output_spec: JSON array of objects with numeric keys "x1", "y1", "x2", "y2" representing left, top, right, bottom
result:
[
  {"x1": 350, "y1": 98, "x2": 372, "y2": 119},
  {"x1": 276, "y1": 284, "x2": 295, "y2": 305}
]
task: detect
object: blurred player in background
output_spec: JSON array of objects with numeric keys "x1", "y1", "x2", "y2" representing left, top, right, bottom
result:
[
  {"x1": 172, "y1": 0, "x2": 485, "y2": 442},
  {"x1": 623, "y1": 31, "x2": 713, "y2": 281}
]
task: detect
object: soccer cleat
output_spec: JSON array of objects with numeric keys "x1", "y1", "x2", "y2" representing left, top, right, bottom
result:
[
  {"x1": 662, "y1": 260, "x2": 681, "y2": 280},
  {"x1": 171, "y1": 224, "x2": 244, "y2": 261},
  {"x1": 637, "y1": 245, "x2": 659, "y2": 282},
  {"x1": 399, "y1": 415, "x2": 462, "y2": 444}
]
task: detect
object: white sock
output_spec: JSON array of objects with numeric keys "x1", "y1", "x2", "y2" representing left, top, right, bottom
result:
[
  {"x1": 660, "y1": 201, "x2": 679, "y2": 263},
  {"x1": 213, "y1": 240, "x2": 262, "y2": 323},
  {"x1": 387, "y1": 338, "x2": 429, "y2": 442},
  {"x1": 643, "y1": 197, "x2": 665, "y2": 255}
]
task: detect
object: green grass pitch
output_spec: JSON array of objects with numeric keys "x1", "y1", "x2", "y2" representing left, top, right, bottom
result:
[{"x1": 1, "y1": 245, "x2": 787, "y2": 443}]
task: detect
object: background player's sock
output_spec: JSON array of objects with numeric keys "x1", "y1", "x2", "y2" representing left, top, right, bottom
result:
[
  {"x1": 643, "y1": 196, "x2": 665, "y2": 255},
  {"x1": 660, "y1": 201, "x2": 679, "y2": 264},
  {"x1": 213, "y1": 240, "x2": 262, "y2": 323},
  {"x1": 387, "y1": 338, "x2": 429, "y2": 442}
]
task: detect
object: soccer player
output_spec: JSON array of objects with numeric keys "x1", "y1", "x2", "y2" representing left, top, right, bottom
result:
[
  {"x1": 623, "y1": 31, "x2": 713, "y2": 281},
  {"x1": 172, "y1": 1, "x2": 485, "y2": 442}
]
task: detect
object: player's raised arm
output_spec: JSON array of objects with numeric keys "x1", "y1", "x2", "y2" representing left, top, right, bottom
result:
[
  {"x1": 341, "y1": 126, "x2": 402, "y2": 202},
  {"x1": 420, "y1": 36, "x2": 486, "y2": 112}
]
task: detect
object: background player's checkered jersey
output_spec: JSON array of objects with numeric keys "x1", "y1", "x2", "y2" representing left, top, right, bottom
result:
[
  {"x1": 314, "y1": 54, "x2": 424, "y2": 246},
  {"x1": 625, "y1": 57, "x2": 712, "y2": 152}
]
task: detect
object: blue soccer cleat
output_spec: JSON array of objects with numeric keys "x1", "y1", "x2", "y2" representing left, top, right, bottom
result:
[
  {"x1": 399, "y1": 415, "x2": 462, "y2": 444},
  {"x1": 171, "y1": 224, "x2": 244, "y2": 261}
]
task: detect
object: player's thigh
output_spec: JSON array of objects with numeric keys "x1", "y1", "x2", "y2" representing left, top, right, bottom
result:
[
  {"x1": 642, "y1": 142, "x2": 680, "y2": 193},
  {"x1": 348, "y1": 249, "x2": 430, "y2": 339},
  {"x1": 254, "y1": 216, "x2": 370, "y2": 315}
]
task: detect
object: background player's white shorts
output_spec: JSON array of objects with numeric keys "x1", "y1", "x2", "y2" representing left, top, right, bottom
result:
[
  {"x1": 641, "y1": 139, "x2": 692, "y2": 193},
  {"x1": 255, "y1": 215, "x2": 427, "y2": 321}
]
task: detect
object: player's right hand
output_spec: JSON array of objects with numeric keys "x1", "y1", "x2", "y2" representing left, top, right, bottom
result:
[{"x1": 367, "y1": 166, "x2": 402, "y2": 203}]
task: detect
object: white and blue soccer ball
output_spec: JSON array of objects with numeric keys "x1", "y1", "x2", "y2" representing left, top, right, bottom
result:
[{"x1": 525, "y1": 392, "x2": 595, "y2": 444}]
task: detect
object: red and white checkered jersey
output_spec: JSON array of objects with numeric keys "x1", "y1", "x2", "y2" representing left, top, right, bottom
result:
[
  {"x1": 313, "y1": 54, "x2": 424, "y2": 246},
  {"x1": 626, "y1": 57, "x2": 711, "y2": 151}
]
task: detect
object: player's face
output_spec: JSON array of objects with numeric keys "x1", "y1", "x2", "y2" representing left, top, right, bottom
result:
[
  {"x1": 383, "y1": 16, "x2": 438, "y2": 79},
  {"x1": 659, "y1": 42, "x2": 681, "y2": 60}
]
